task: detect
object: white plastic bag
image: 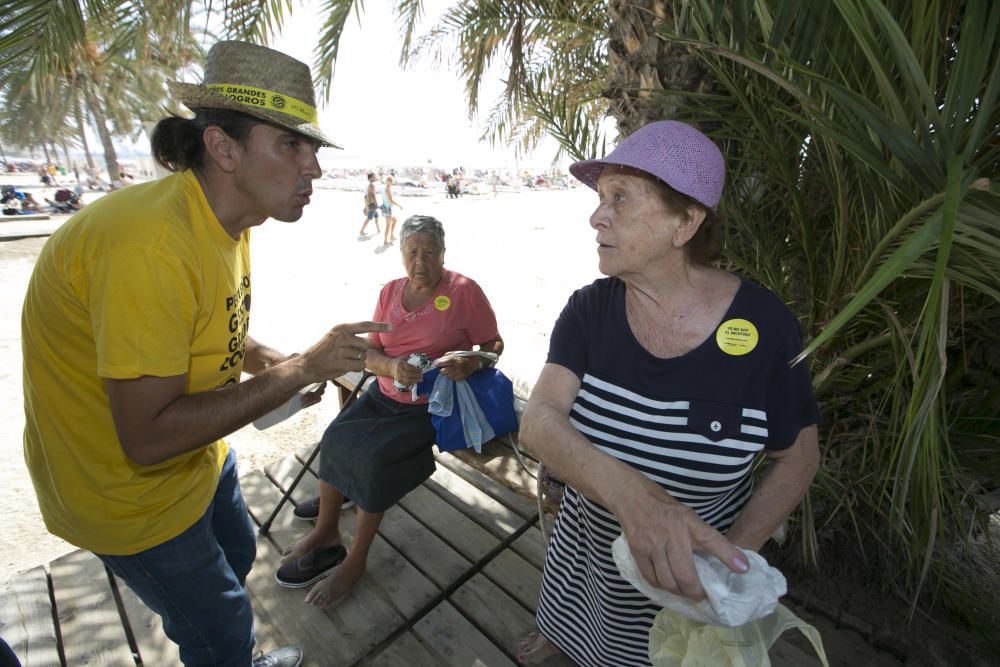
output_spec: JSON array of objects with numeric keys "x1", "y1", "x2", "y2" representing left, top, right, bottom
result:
[
  {"x1": 610, "y1": 534, "x2": 828, "y2": 666},
  {"x1": 252, "y1": 382, "x2": 324, "y2": 430},
  {"x1": 648, "y1": 603, "x2": 829, "y2": 667},
  {"x1": 611, "y1": 534, "x2": 785, "y2": 627}
]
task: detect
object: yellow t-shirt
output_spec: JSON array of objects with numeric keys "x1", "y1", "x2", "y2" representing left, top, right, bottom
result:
[{"x1": 22, "y1": 170, "x2": 251, "y2": 555}]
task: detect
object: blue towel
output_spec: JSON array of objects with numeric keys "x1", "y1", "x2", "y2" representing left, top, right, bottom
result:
[
  {"x1": 427, "y1": 374, "x2": 495, "y2": 453},
  {"x1": 417, "y1": 368, "x2": 519, "y2": 453}
]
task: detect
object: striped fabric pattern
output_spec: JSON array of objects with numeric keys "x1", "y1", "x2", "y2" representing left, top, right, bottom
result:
[{"x1": 536, "y1": 372, "x2": 769, "y2": 667}]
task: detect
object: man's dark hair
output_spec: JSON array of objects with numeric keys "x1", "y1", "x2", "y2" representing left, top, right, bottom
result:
[{"x1": 151, "y1": 108, "x2": 260, "y2": 172}]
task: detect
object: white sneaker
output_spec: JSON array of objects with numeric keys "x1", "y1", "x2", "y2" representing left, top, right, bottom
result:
[{"x1": 252, "y1": 646, "x2": 303, "y2": 667}]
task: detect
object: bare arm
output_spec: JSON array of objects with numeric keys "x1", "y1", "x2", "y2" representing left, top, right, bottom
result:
[
  {"x1": 366, "y1": 334, "x2": 505, "y2": 386},
  {"x1": 435, "y1": 334, "x2": 504, "y2": 381},
  {"x1": 243, "y1": 336, "x2": 326, "y2": 407},
  {"x1": 724, "y1": 425, "x2": 820, "y2": 550},
  {"x1": 520, "y1": 363, "x2": 749, "y2": 601},
  {"x1": 242, "y1": 336, "x2": 289, "y2": 375},
  {"x1": 106, "y1": 321, "x2": 388, "y2": 466}
]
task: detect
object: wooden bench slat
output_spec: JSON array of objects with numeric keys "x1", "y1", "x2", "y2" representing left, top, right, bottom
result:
[
  {"x1": 449, "y1": 573, "x2": 536, "y2": 661},
  {"x1": 49, "y1": 549, "x2": 135, "y2": 665},
  {"x1": 0, "y1": 566, "x2": 60, "y2": 667},
  {"x1": 377, "y1": 503, "x2": 472, "y2": 589},
  {"x1": 112, "y1": 575, "x2": 182, "y2": 666},
  {"x1": 362, "y1": 630, "x2": 441, "y2": 667},
  {"x1": 397, "y1": 485, "x2": 500, "y2": 565},
  {"x1": 481, "y1": 549, "x2": 543, "y2": 612},
  {"x1": 242, "y1": 467, "x2": 440, "y2": 662},
  {"x1": 509, "y1": 527, "x2": 548, "y2": 572},
  {"x1": 413, "y1": 601, "x2": 517, "y2": 667},
  {"x1": 265, "y1": 452, "x2": 323, "y2": 507},
  {"x1": 434, "y1": 446, "x2": 538, "y2": 520},
  {"x1": 424, "y1": 465, "x2": 533, "y2": 541},
  {"x1": 243, "y1": 466, "x2": 353, "y2": 565}
]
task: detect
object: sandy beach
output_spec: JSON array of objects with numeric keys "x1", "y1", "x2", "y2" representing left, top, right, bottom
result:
[{"x1": 0, "y1": 177, "x2": 600, "y2": 584}]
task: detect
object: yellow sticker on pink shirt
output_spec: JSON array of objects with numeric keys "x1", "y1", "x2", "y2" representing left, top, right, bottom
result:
[
  {"x1": 716, "y1": 318, "x2": 759, "y2": 356},
  {"x1": 434, "y1": 296, "x2": 451, "y2": 311}
]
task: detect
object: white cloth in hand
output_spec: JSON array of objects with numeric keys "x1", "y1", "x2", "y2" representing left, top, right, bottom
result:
[{"x1": 612, "y1": 534, "x2": 786, "y2": 627}]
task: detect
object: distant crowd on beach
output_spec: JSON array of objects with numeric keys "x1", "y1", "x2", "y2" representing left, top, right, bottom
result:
[
  {"x1": 1, "y1": 158, "x2": 163, "y2": 217},
  {"x1": 4, "y1": 159, "x2": 151, "y2": 191},
  {"x1": 325, "y1": 164, "x2": 577, "y2": 196}
]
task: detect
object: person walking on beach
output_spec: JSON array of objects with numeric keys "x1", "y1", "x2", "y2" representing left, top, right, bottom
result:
[
  {"x1": 381, "y1": 175, "x2": 402, "y2": 244},
  {"x1": 21, "y1": 41, "x2": 387, "y2": 667},
  {"x1": 359, "y1": 172, "x2": 380, "y2": 236}
]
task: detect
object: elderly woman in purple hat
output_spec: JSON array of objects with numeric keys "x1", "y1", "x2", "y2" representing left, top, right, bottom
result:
[{"x1": 517, "y1": 121, "x2": 821, "y2": 666}]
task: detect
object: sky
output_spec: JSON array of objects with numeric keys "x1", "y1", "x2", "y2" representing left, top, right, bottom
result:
[
  {"x1": 267, "y1": 0, "x2": 570, "y2": 170},
  {"x1": 6, "y1": 0, "x2": 589, "y2": 172}
]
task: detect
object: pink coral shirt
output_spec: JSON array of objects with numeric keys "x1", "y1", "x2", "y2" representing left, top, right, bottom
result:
[{"x1": 370, "y1": 269, "x2": 499, "y2": 404}]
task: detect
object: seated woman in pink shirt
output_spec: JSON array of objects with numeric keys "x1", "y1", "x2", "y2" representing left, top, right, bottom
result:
[{"x1": 275, "y1": 215, "x2": 504, "y2": 606}]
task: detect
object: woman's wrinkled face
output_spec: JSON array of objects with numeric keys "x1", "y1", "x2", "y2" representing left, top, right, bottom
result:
[
  {"x1": 590, "y1": 169, "x2": 681, "y2": 279},
  {"x1": 402, "y1": 232, "x2": 444, "y2": 288}
]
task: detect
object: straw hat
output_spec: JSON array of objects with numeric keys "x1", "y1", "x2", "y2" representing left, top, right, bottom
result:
[
  {"x1": 167, "y1": 41, "x2": 340, "y2": 148},
  {"x1": 570, "y1": 121, "x2": 724, "y2": 208}
]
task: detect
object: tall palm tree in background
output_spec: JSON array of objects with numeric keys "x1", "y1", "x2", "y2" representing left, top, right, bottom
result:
[
  {"x1": 410, "y1": 0, "x2": 609, "y2": 160},
  {"x1": 0, "y1": 0, "x2": 202, "y2": 181},
  {"x1": 0, "y1": 65, "x2": 75, "y2": 160}
]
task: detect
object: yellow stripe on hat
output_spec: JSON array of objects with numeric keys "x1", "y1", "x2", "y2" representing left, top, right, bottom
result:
[{"x1": 207, "y1": 84, "x2": 318, "y2": 125}]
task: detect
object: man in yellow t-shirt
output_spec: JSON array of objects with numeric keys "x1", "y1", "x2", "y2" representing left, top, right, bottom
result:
[{"x1": 22, "y1": 42, "x2": 388, "y2": 667}]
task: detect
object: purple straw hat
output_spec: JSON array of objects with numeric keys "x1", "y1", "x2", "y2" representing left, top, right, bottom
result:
[{"x1": 570, "y1": 120, "x2": 725, "y2": 208}]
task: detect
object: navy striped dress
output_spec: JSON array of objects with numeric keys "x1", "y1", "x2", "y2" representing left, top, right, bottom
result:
[{"x1": 535, "y1": 277, "x2": 819, "y2": 667}]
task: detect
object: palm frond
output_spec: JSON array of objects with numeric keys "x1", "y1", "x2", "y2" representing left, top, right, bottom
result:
[{"x1": 311, "y1": 0, "x2": 357, "y2": 102}]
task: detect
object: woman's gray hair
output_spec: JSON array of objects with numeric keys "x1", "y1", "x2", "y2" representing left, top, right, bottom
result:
[{"x1": 400, "y1": 215, "x2": 446, "y2": 251}]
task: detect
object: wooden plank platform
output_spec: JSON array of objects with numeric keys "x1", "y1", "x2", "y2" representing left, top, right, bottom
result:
[{"x1": 1, "y1": 442, "x2": 837, "y2": 666}]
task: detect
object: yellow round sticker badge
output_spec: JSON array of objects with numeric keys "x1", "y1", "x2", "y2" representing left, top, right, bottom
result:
[
  {"x1": 434, "y1": 296, "x2": 452, "y2": 311},
  {"x1": 716, "y1": 318, "x2": 759, "y2": 356}
]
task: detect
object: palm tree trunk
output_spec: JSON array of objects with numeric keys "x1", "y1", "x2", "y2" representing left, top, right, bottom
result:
[
  {"x1": 83, "y1": 83, "x2": 120, "y2": 186},
  {"x1": 61, "y1": 142, "x2": 72, "y2": 174},
  {"x1": 73, "y1": 99, "x2": 96, "y2": 170},
  {"x1": 606, "y1": 0, "x2": 718, "y2": 135}
]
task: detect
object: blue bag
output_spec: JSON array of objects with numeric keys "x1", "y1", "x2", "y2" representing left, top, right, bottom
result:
[{"x1": 416, "y1": 367, "x2": 519, "y2": 453}]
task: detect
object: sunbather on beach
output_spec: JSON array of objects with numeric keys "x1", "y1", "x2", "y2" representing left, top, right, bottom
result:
[{"x1": 21, "y1": 192, "x2": 40, "y2": 212}]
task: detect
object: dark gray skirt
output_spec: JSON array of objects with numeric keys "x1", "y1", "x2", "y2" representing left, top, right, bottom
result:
[{"x1": 318, "y1": 382, "x2": 436, "y2": 513}]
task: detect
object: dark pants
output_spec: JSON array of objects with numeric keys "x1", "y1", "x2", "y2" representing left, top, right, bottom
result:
[
  {"x1": 0, "y1": 638, "x2": 21, "y2": 667},
  {"x1": 97, "y1": 450, "x2": 257, "y2": 666},
  {"x1": 319, "y1": 383, "x2": 437, "y2": 513}
]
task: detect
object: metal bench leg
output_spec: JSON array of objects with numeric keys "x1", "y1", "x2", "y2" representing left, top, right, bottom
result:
[{"x1": 258, "y1": 371, "x2": 372, "y2": 536}]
